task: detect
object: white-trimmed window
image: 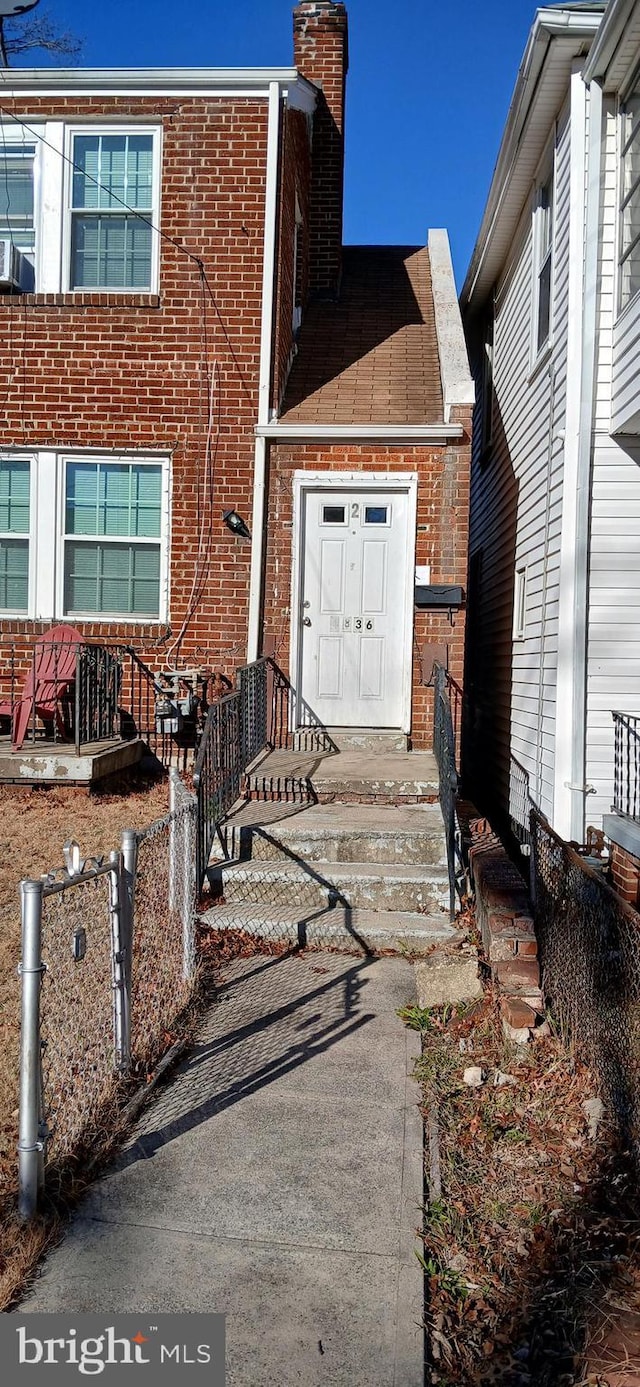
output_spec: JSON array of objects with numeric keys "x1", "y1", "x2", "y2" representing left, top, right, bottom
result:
[
  {"x1": 0, "y1": 452, "x2": 169, "y2": 620},
  {"x1": 63, "y1": 459, "x2": 164, "y2": 617},
  {"x1": 0, "y1": 121, "x2": 160, "y2": 293},
  {"x1": 533, "y1": 170, "x2": 554, "y2": 357},
  {"x1": 513, "y1": 566, "x2": 527, "y2": 641},
  {"x1": 0, "y1": 124, "x2": 41, "y2": 290},
  {"x1": 0, "y1": 458, "x2": 31, "y2": 613},
  {"x1": 619, "y1": 73, "x2": 640, "y2": 312},
  {"x1": 66, "y1": 129, "x2": 159, "y2": 291}
]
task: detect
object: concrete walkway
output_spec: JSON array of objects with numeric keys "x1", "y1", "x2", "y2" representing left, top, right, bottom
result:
[{"x1": 22, "y1": 951, "x2": 425, "y2": 1387}]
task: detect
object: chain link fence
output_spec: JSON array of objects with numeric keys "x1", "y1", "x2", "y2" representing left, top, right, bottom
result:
[
  {"x1": 38, "y1": 867, "x2": 119, "y2": 1167},
  {"x1": 130, "y1": 775, "x2": 197, "y2": 1069},
  {"x1": 18, "y1": 771, "x2": 197, "y2": 1219},
  {"x1": 531, "y1": 808, "x2": 640, "y2": 1161}
]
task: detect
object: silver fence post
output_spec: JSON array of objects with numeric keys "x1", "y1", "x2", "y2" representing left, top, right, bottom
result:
[
  {"x1": 169, "y1": 768, "x2": 178, "y2": 916},
  {"x1": 170, "y1": 770, "x2": 196, "y2": 980},
  {"x1": 109, "y1": 850, "x2": 130, "y2": 1075},
  {"x1": 183, "y1": 804, "x2": 196, "y2": 981},
  {"x1": 18, "y1": 878, "x2": 45, "y2": 1221},
  {"x1": 120, "y1": 828, "x2": 137, "y2": 1066}
]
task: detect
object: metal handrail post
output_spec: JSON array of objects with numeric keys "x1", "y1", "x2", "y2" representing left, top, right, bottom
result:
[
  {"x1": 18, "y1": 878, "x2": 45, "y2": 1220},
  {"x1": 75, "y1": 646, "x2": 82, "y2": 755}
]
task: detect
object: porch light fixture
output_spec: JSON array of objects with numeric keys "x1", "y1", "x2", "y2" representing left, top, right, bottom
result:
[{"x1": 223, "y1": 509, "x2": 251, "y2": 540}]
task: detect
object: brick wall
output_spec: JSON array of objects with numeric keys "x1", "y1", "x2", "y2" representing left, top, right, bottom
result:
[
  {"x1": 610, "y1": 842, "x2": 640, "y2": 908},
  {"x1": 293, "y1": 1, "x2": 348, "y2": 297},
  {"x1": 0, "y1": 95, "x2": 272, "y2": 678},
  {"x1": 262, "y1": 417, "x2": 471, "y2": 746},
  {"x1": 272, "y1": 106, "x2": 312, "y2": 412}
]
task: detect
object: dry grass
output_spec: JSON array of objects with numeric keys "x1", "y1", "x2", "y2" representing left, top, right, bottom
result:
[
  {"x1": 411, "y1": 967, "x2": 640, "y2": 1384},
  {"x1": 0, "y1": 773, "x2": 168, "y2": 1214}
]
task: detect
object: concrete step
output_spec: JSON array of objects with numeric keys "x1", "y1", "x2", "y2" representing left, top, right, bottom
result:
[
  {"x1": 199, "y1": 901, "x2": 456, "y2": 954},
  {"x1": 245, "y1": 749, "x2": 439, "y2": 805},
  {"x1": 320, "y1": 728, "x2": 409, "y2": 752},
  {"x1": 216, "y1": 801, "x2": 448, "y2": 867},
  {"x1": 209, "y1": 858, "x2": 451, "y2": 915}
]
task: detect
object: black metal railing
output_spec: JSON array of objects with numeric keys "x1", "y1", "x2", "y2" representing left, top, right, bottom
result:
[
  {"x1": 0, "y1": 637, "x2": 197, "y2": 768},
  {"x1": 0, "y1": 638, "x2": 123, "y2": 752},
  {"x1": 239, "y1": 657, "x2": 269, "y2": 770},
  {"x1": 509, "y1": 754, "x2": 532, "y2": 856},
  {"x1": 74, "y1": 645, "x2": 121, "y2": 751},
  {"x1": 432, "y1": 663, "x2": 459, "y2": 919},
  {"x1": 613, "y1": 711, "x2": 640, "y2": 822},
  {"x1": 194, "y1": 656, "x2": 277, "y2": 891}
]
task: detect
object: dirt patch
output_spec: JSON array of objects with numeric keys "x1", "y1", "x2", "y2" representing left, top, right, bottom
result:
[
  {"x1": 0, "y1": 773, "x2": 168, "y2": 1217},
  {"x1": 410, "y1": 917, "x2": 640, "y2": 1385}
]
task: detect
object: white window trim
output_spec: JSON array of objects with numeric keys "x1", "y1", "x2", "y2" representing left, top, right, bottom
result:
[
  {"x1": 513, "y1": 565, "x2": 527, "y2": 642},
  {"x1": 0, "y1": 449, "x2": 170, "y2": 622},
  {"x1": 0, "y1": 454, "x2": 35, "y2": 618},
  {"x1": 62, "y1": 125, "x2": 162, "y2": 294},
  {"x1": 0, "y1": 121, "x2": 162, "y2": 294},
  {"x1": 616, "y1": 70, "x2": 640, "y2": 318},
  {"x1": 0, "y1": 121, "x2": 44, "y2": 288},
  {"x1": 530, "y1": 145, "x2": 556, "y2": 371}
]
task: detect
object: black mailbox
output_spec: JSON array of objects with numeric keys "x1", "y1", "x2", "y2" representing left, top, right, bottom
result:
[{"x1": 414, "y1": 584, "x2": 464, "y2": 609}]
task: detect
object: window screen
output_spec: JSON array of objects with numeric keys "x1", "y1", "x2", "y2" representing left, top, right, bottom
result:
[
  {"x1": 0, "y1": 459, "x2": 30, "y2": 612},
  {"x1": 70, "y1": 134, "x2": 154, "y2": 289},
  {"x1": 64, "y1": 461, "x2": 161, "y2": 615}
]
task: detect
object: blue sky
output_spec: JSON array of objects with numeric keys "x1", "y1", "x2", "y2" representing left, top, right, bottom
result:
[{"x1": 10, "y1": 0, "x2": 540, "y2": 285}]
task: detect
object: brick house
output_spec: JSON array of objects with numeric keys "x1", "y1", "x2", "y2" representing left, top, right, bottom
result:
[{"x1": 0, "y1": 1, "x2": 472, "y2": 752}]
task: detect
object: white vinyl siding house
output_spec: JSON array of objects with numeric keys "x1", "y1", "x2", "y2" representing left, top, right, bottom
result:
[
  {"x1": 464, "y1": 82, "x2": 577, "y2": 829},
  {"x1": 464, "y1": 0, "x2": 640, "y2": 850}
]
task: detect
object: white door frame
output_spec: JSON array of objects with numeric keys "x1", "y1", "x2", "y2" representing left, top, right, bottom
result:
[{"x1": 290, "y1": 470, "x2": 418, "y2": 734}]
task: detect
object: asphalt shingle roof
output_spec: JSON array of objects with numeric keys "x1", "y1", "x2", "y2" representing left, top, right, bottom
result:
[{"x1": 279, "y1": 245, "x2": 443, "y2": 425}]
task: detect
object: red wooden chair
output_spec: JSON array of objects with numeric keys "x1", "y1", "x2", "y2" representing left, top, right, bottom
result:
[{"x1": 0, "y1": 625, "x2": 83, "y2": 749}]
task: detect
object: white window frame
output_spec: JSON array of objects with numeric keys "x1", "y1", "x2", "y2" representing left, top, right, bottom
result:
[
  {"x1": 0, "y1": 121, "x2": 43, "y2": 289},
  {"x1": 531, "y1": 150, "x2": 555, "y2": 367},
  {"x1": 617, "y1": 67, "x2": 640, "y2": 316},
  {"x1": 62, "y1": 125, "x2": 162, "y2": 294},
  {"x1": 513, "y1": 566, "x2": 527, "y2": 641},
  {"x1": 0, "y1": 455, "x2": 36, "y2": 617},
  {"x1": 0, "y1": 450, "x2": 170, "y2": 622}
]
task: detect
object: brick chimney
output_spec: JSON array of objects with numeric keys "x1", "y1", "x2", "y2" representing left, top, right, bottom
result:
[{"x1": 293, "y1": 1, "x2": 348, "y2": 298}]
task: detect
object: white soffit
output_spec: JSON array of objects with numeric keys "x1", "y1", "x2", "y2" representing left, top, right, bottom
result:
[
  {"x1": 460, "y1": 8, "x2": 604, "y2": 315},
  {"x1": 583, "y1": 0, "x2": 640, "y2": 89},
  {"x1": 0, "y1": 67, "x2": 317, "y2": 110}
]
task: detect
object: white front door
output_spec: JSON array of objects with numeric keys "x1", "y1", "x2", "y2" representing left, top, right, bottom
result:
[{"x1": 299, "y1": 488, "x2": 410, "y2": 727}]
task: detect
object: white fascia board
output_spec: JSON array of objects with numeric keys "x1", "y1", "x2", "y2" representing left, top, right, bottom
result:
[
  {"x1": 428, "y1": 228, "x2": 475, "y2": 421},
  {"x1": 460, "y1": 8, "x2": 603, "y2": 315},
  {"x1": 0, "y1": 67, "x2": 317, "y2": 103},
  {"x1": 256, "y1": 423, "x2": 463, "y2": 443},
  {"x1": 583, "y1": 0, "x2": 637, "y2": 84}
]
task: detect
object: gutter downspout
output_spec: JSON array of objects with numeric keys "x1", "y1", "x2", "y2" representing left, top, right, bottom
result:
[
  {"x1": 554, "y1": 70, "x2": 601, "y2": 839},
  {"x1": 247, "y1": 79, "x2": 281, "y2": 663}
]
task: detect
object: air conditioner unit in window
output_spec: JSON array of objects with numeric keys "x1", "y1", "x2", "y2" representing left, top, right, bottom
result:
[{"x1": 0, "y1": 239, "x2": 25, "y2": 291}]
